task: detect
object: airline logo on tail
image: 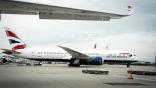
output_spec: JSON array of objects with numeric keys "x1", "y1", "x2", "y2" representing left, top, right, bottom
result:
[{"x1": 5, "y1": 27, "x2": 26, "y2": 50}]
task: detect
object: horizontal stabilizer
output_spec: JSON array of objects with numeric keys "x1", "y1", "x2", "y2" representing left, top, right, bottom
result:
[{"x1": 1, "y1": 48, "x2": 21, "y2": 55}]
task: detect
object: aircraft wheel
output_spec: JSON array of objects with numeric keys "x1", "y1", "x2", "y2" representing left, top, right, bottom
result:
[{"x1": 127, "y1": 63, "x2": 130, "y2": 68}]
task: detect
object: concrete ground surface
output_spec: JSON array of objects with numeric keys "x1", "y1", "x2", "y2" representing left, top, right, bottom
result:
[{"x1": 0, "y1": 64, "x2": 156, "y2": 88}]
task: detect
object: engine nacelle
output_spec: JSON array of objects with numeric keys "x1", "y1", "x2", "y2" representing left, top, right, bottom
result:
[{"x1": 89, "y1": 56, "x2": 103, "y2": 65}]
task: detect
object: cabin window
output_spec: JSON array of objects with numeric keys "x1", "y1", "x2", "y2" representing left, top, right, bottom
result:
[
  {"x1": 129, "y1": 54, "x2": 132, "y2": 57},
  {"x1": 37, "y1": 52, "x2": 43, "y2": 54}
]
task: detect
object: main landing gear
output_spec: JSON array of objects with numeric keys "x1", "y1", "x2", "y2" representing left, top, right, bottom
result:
[
  {"x1": 127, "y1": 62, "x2": 131, "y2": 68},
  {"x1": 68, "y1": 58, "x2": 80, "y2": 67}
]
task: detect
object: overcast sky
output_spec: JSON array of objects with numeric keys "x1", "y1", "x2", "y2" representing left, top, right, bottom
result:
[{"x1": 0, "y1": 0, "x2": 156, "y2": 62}]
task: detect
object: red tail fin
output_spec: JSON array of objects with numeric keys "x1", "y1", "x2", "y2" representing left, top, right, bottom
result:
[{"x1": 5, "y1": 27, "x2": 27, "y2": 50}]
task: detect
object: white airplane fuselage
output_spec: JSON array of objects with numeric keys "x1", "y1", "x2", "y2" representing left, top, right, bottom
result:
[{"x1": 13, "y1": 48, "x2": 138, "y2": 64}]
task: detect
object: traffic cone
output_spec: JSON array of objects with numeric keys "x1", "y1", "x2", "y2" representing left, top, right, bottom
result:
[{"x1": 128, "y1": 72, "x2": 133, "y2": 80}]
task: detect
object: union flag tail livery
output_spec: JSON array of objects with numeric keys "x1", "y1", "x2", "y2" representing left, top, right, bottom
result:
[{"x1": 5, "y1": 27, "x2": 26, "y2": 51}]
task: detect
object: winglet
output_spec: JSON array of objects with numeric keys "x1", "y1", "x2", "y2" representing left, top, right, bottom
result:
[{"x1": 128, "y1": 4, "x2": 134, "y2": 15}]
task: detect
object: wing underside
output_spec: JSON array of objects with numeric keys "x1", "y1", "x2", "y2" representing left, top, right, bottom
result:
[{"x1": 0, "y1": 0, "x2": 129, "y2": 21}]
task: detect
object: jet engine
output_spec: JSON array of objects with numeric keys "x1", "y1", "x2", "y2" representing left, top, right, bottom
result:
[{"x1": 89, "y1": 56, "x2": 103, "y2": 65}]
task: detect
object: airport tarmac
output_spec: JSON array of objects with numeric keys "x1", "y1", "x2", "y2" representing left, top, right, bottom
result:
[{"x1": 0, "y1": 64, "x2": 156, "y2": 88}]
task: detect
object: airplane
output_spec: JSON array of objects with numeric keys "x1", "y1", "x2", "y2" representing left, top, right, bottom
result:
[
  {"x1": 1, "y1": 27, "x2": 139, "y2": 67},
  {"x1": 0, "y1": 0, "x2": 133, "y2": 21}
]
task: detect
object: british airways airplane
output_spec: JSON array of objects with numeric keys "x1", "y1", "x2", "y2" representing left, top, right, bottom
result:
[{"x1": 1, "y1": 27, "x2": 139, "y2": 67}]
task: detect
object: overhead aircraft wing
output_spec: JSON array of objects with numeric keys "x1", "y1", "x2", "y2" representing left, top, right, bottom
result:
[
  {"x1": 58, "y1": 46, "x2": 89, "y2": 59},
  {"x1": 0, "y1": 0, "x2": 130, "y2": 21}
]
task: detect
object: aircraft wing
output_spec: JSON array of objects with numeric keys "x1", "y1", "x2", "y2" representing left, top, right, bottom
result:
[
  {"x1": 0, "y1": 0, "x2": 129, "y2": 21},
  {"x1": 58, "y1": 46, "x2": 89, "y2": 59}
]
